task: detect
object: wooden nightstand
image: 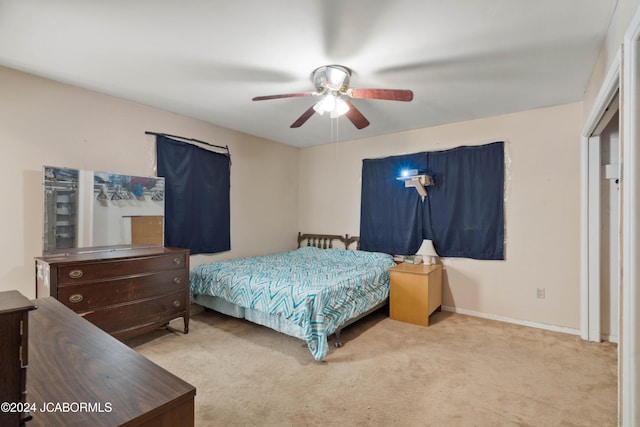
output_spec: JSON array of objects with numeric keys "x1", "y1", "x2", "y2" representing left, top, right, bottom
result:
[{"x1": 389, "y1": 263, "x2": 443, "y2": 327}]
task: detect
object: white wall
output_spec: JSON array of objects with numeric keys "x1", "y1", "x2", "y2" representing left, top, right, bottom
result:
[
  {"x1": 299, "y1": 103, "x2": 583, "y2": 329},
  {"x1": 0, "y1": 65, "x2": 299, "y2": 299}
]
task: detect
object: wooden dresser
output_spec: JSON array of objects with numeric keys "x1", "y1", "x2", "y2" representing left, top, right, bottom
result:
[
  {"x1": 35, "y1": 245, "x2": 189, "y2": 340},
  {"x1": 27, "y1": 297, "x2": 195, "y2": 426},
  {"x1": 0, "y1": 291, "x2": 37, "y2": 427}
]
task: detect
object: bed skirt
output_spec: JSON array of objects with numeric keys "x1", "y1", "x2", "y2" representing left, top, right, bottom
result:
[{"x1": 192, "y1": 294, "x2": 306, "y2": 340}]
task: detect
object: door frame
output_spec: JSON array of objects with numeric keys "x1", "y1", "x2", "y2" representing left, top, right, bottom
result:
[
  {"x1": 580, "y1": 49, "x2": 620, "y2": 343},
  {"x1": 586, "y1": 8, "x2": 640, "y2": 423},
  {"x1": 621, "y1": 8, "x2": 640, "y2": 424}
]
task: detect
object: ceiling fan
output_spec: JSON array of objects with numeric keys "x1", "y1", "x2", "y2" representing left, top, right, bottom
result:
[{"x1": 252, "y1": 65, "x2": 413, "y2": 129}]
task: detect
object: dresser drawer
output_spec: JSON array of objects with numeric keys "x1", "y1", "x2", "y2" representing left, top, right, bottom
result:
[
  {"x1": 81, "y1": 291, "x2": 187, "y2": 336},
  {"x1": 57, "y1": 253, "x2": 187, "y2": 284},
  {"x1": 58, "y1": 270, "x2": 187, "y2": 312}
]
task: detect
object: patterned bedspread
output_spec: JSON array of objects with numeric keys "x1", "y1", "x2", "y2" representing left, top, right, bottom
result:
[{"x1": 190, "y1": 247, "x2": 395, "y2": 360}]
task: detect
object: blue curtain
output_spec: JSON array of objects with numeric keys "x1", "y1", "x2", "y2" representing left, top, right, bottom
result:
[
  {"x1": 156, "y1": 135, "x2": 231, "y2": 255},
  {"x1": 360, "y1": 141, "x2": 504, "y2": 260},
  {"x1": 359, "y1": 152, "x2": 427, "y2": 254},
  {"x1": 423, "y1": 142, "x2": 504, "y2": 259}
]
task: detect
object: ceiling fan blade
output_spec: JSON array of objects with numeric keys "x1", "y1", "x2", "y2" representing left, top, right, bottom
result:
[
  {"x1": 349, "y1": 88, "x2": 413, "y2": 102},
  {"x1": 290, "y1": 105, "x2": 317, "y2": 128},
  {"x1": 252, "y1": 92, "x2": 315, "y2": 101},
  {"x1": 344, "y1": 100, "x2": 370, "y2": 129}
]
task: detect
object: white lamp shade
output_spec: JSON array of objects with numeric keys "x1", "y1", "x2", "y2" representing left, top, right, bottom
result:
[
  {"x1": 416, "y1": 239, "x2": 438, "y2": 256},
  {"x1": 313, "y1": 95, "x2": 350, "y2": 118}
]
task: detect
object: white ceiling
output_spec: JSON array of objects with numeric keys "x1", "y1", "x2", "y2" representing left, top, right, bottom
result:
[{"x1": 0, "y1": 0, "x2": 618, "y2": 147}]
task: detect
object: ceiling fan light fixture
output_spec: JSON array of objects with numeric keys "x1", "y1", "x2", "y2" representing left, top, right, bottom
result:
[
  {"x1": 331, "y1": 97, "x2": 350, "y2": 118},
  {"x1": 315, "y1": 94, "x2": 336, "y2": 114},
  {"x1": 313, "y1": 94, "x2": 349, "y2": 118}
]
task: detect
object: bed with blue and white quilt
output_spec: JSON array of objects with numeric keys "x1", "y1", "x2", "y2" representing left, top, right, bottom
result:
[{"x1": 190, "y1": 239, "x2": 395, "y2": 361}]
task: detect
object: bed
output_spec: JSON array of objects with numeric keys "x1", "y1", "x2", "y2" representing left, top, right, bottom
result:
[{"x1": 189, "y1": 233, "x2": 395, "y2": 360}]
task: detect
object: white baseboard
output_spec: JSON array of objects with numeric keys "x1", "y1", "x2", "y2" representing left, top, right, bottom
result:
[{"x1": 441, "y1": 306, "x2": 581, "y2": 336}]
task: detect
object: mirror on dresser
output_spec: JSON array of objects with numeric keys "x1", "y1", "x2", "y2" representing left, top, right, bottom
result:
[
  {"x1": 42, "y1": 166, "x2": 165, "y2": 254},
  {"x1": 37, "y1": 167, "x2": 190, "y2": 342}
]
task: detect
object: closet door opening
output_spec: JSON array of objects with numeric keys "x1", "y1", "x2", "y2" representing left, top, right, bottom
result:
[
  {"x1": 583, "y1": 87, "x2": 620, "y2": 343},
  {"x1": 598, "y1": 110, "x2": 620, "y2": 343}
]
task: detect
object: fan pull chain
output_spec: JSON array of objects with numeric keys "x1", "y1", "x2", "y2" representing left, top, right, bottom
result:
[{"x1": 334, "y1": 116, "x2": 338, "y2": 144}]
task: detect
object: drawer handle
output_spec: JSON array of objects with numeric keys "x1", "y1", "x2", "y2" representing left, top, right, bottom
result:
[
  {"x1": 69, "y1": 269, "x2": 84, "y2": 279},
  {"x1": 173, "y1": 277, "x2": 182, "y2": 285},
  {"x1": 173, "y1": 257, "x2": 182, "y2": 266},
  {"x1": 69, "y1": 294, "x2": 83, "y2": 304},
  {"x1": 172, "y1": 300, "x2": 181, "y2": 308}
]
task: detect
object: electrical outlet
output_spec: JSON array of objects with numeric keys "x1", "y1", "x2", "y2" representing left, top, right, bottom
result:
[{"x1": 536, "y1": 288, "x2": 545, "y2": 299}]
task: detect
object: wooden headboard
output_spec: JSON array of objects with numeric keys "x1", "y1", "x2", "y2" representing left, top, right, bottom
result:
[{"x1": 297, "y1": 232, "x2": 360, "y2": 250}]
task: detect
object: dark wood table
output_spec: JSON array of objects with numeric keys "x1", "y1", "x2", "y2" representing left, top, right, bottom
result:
[{"x1": 26, "y1": 297, "x2": 195, "y2": 426}]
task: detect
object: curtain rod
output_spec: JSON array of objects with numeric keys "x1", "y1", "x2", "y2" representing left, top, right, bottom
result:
[{"x1": 145, "y1": 131, "x2": 230, "y2": 154}]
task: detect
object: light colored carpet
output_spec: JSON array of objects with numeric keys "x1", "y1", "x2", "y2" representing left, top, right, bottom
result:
[{"x1": 126, "y1": 308, "x2": 617, "y2": 426}]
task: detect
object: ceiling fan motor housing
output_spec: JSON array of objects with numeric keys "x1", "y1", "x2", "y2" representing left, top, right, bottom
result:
[{"x1": 312, "y1": 65, "x2": 351, "y2": 93}]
